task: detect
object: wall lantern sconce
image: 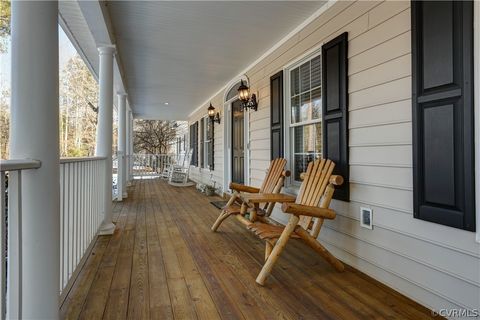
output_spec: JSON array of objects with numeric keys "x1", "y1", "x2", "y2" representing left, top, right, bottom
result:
[
  {"x1": 237, "y1": 79, "x2": 258, "y2": 111},
  {"x1": 208, "y1": 103, "x2": 221, "y2": 124}
]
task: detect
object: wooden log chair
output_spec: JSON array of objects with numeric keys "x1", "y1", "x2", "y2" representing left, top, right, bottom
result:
[
  {"x1": 246, "y1": 159, "x2": 345, "y2": 285},
  {"x1": 211, "y1": 158, "x2": 290, "y2": 232}
]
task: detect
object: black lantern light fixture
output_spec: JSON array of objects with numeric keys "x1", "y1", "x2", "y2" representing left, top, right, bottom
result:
[
  {"x1": 237, "y1": 79, "x2": 258, "y2": 111},
  {"x1": 208, "y1": 103, "x2": 220, "y2": 124}
]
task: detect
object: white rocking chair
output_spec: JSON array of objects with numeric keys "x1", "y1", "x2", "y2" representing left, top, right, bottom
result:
[
  {"x1": 168, "y1": 148, "x2": 195, "y2": 187},
  {"x1": 161, "y1": 153, "x2": 183, "y2": 179}
]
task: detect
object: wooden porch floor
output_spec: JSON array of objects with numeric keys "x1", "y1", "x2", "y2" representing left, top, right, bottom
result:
[{"x1": 61, "y1": 179, "x2": 435, "y2": 320}]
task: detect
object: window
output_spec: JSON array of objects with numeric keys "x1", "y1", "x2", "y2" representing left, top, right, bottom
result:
[
  {"x1": 225, "y1": 81, "x2": 242, "y2": 101},
  {"x1": 201, "y1": 116, "x2": 214, "y2": 170},
  {"x1": 283, "y1": 33, "x2": 349, "y2": 200},
  {"x1": 287, "y1": 54, "x2": 322, "y2": 182}
]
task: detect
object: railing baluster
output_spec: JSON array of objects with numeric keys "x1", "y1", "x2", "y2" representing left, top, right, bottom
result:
[
  {"x1": 79, "y1": 162, "x2": 84, "y2": 261},
  {"x1": 75, "y1": 162, "x2": 79, "y2": 267},
  {"x1": 0, "y1": 173, "x2": 6, "y2": 319},
  {"x1": 68, "y1": 163, "x2": 74, "y2": 279},
  {"x1": 7, "y1": 170, "x2": 22, "y2": 320},
  {"x1": 59, "y1": 164, "x2": 64, "y2": 291}
]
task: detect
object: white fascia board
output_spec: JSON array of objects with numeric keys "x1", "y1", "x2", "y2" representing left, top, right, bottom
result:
[
  {"x1": 77, "y1": 0, "x2": 128, "y2": 109},
  {"x1": 58, "y1": 12, "x2": 98, "y2": 81}
]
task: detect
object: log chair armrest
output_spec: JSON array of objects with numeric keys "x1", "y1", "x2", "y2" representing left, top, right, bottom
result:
[
  {"x1": 298, "y1": 173, "x2": 343, "y2": 186},
  {"x1": 329, "y1": 175, "x2": 344, "y2": 186},
  {"x1": 241, "y1": 193, "x2": 296, "y2": 204},
  {"x1": 229, "y1": 182, "x2": 260, "y2": 194},
  {"x1": 281, "y1": 203, "x2": 336, "y2": 219}
]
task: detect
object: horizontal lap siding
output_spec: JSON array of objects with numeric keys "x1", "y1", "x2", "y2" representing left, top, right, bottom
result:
[{"x1": 188, "y1": 0, "x2": 480, "y2": 312}]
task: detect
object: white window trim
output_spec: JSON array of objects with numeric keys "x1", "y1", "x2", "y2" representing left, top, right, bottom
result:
[
  {"x1": 202, "y1": 116, "x2": 213, "y2": 171},
  {"x1": 474, "y1": 0, "x2": 480, "y2": 243},
  {"x1": 283, "y1": 46, "x2": 323, "y2": 190}
]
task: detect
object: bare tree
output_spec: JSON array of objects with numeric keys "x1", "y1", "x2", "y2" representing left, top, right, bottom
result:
[
  {"x1": 59, "y1": 54, "x2": 100, "y2": 156},
  {"x1": 0, "y1": 89, "x2": 9, "y2": 158},
  {"x1": 133, "y1": 120, "x2": 178, "y2": 154},
  {"x1": 0, "y1": 0, "x2": 11, "y2": 53}
]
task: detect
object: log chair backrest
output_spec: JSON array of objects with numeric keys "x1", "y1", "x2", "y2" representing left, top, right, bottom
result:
[
  {"x1": 296, "y1": 159, "x2": 342, "y2": 234},
  {"x1": 259, "y1": 158, "x2": 288, "y2": 194}
]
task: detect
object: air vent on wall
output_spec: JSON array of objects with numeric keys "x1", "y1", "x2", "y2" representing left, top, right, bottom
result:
[{"x1": 360, "y1": 207, "x2": 373, "y2": 230}]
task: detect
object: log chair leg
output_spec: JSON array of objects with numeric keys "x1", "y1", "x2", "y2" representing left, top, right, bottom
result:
[
  {"x1": 265, "y1": 240, "x2": 275, "y2": 261},
  {"x1": 211, "y1": 211, "x2": 231, "y2": 232},
  {"x1": 249, "y1": 203, "x2": 259, "y2": 222},
  {"x1": 256, "y1": 215, "x2": 299, "y2": 286},
  {"x1": 295, "y1": 226, "x2": 345, "y2": 272},
  {"x1": 211, "y1": 193, "x2": 238, "y2": 232}
]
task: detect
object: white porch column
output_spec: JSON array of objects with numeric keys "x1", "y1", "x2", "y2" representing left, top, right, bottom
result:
[
  {"x1": 96, "y1": 46, "x2": 116, "y2": 235},
  {"x1": 117, "y1": 92, "x2": 127, "y2": 199},
  {"x1": 10, "y1": 1, "x2": 60, "y2": 318},
  {"x1": 129, "y1": 110, "x2": 134, "y2": 180},
  {"x1": 125, "y1": 106, "x2": 130, "y2": 185}
]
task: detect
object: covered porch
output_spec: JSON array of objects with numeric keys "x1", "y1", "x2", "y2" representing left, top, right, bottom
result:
[
  {"x1": 61, "y1": 178, "x2": 432, "y2": 320},
  {"x1": 1, "y1": 0, "x2": 479, "y2": 318}
]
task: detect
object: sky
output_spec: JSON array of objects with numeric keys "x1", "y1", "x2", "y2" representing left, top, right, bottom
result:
[{"x1": 0, "y1": 25, "x2": 78, "y2": 103}]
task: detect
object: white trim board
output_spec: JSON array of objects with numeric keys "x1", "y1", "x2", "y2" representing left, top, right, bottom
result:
[
  {"x1": 188, "y1": 0, "x2": 336, "y2": 118},
  {"x1": 474, "y1": 0, "x2": 480, "y2": 243}
]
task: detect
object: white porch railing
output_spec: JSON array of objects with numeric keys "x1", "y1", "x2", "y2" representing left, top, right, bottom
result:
[
  {"x1": 0, "y1": 159, "x2": 42, "y2": 319},
  {"x1": 59, "y1": 157, "x2": 106, "y2": 297},
  {"x1": 0, "y1": 157, "x2": 107, "y2": 318},
  {"x1": 129, "y1": 154, "x2": 175, "y2": 178}
]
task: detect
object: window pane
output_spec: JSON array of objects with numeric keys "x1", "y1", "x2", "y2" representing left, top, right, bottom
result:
[
  {"x1": 311, "y1": 55, "x2": 321, "y2": 88},
  {"x1": 290, "y1": 68, "x2": 299, "y2": 96},
  {"x1": 312, "y1": 87, "x2": 322, "y2": 120},
  {"x1": 206, "y1": 119, "x2": 213, "y2": 140},
  {"x1": 291, "y1": 96, "x2": 300, "y2": 124},
  {"x1": 289, "y1": 54, "x2": 322, "y2": 125},
  {"x1": 300, "y1": 61, "x2": 311, "y2": 93},
  {"x1": 300, "y1": 92, "x2": 311, "y2": 122},
  {"x1": 207, "y1": 141, "x2": 213, "y2": 169},
  {"x1": 226, "y1": 81, "x2": 241, "y2": 101},
  {"x1": 292, "y1": 123, "x2": 322, "y2": 181}
]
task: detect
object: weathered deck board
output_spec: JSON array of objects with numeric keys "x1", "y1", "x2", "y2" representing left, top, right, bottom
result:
[{"x1": 62, "y1": 179, "x2": 436, "y2": 320}]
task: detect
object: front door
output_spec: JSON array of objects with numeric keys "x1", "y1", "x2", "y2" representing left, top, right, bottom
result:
[{"x1": 231, "y1": 100, "x2": 244, "y2": 184}]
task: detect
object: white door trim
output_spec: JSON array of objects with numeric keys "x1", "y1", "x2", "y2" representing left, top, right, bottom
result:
[{"x1": 223, "y1": 77, "x2": 250, "y2": 193}]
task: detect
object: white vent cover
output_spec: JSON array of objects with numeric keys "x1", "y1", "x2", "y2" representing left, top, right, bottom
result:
[{"x1": 360, "y1": 207, "x2": 373, "y2": 230}]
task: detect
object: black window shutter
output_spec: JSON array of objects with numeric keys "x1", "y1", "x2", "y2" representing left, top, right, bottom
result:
[
  {"x1": 270, "y1": 70, "x2": 284, "y2": 160},
  {"x1": 412, "y1": 1, "x2": 475, "y2": 231},
  {"x1": 210, "y1": 121, "x2": 215, "y2": 171},
  {"x1": 322, "y1": 32, "x2": 349, "y2": 201}
]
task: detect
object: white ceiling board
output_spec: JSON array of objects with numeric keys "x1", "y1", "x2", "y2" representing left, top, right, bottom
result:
[
  {"x1": 59, "y1": 1, "x2": 99, "y2": 79},
  {"x1": 107, "y1": 1, "x2": 327, "y2": 120}
]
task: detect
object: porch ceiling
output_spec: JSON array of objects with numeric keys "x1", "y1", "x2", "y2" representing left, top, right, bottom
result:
[{"x1": 107, "y1": 1, "x2": 327, "y2": 120}]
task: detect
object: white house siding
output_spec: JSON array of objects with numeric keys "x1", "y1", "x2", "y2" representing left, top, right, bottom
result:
[{"x1": 188, "y1": 0, "x2": 480, "y2": 314}]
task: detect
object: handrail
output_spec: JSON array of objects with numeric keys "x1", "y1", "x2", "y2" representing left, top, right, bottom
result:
[
  {"x1": 0, "y1": 159, "x2": 41, "y2": 172},
  {"x1": 0, "y1": 157, "x2": 110, "y2": 170},
  {"x1": 60, "y1": 156, "x2": 107, "y2": 164}
]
